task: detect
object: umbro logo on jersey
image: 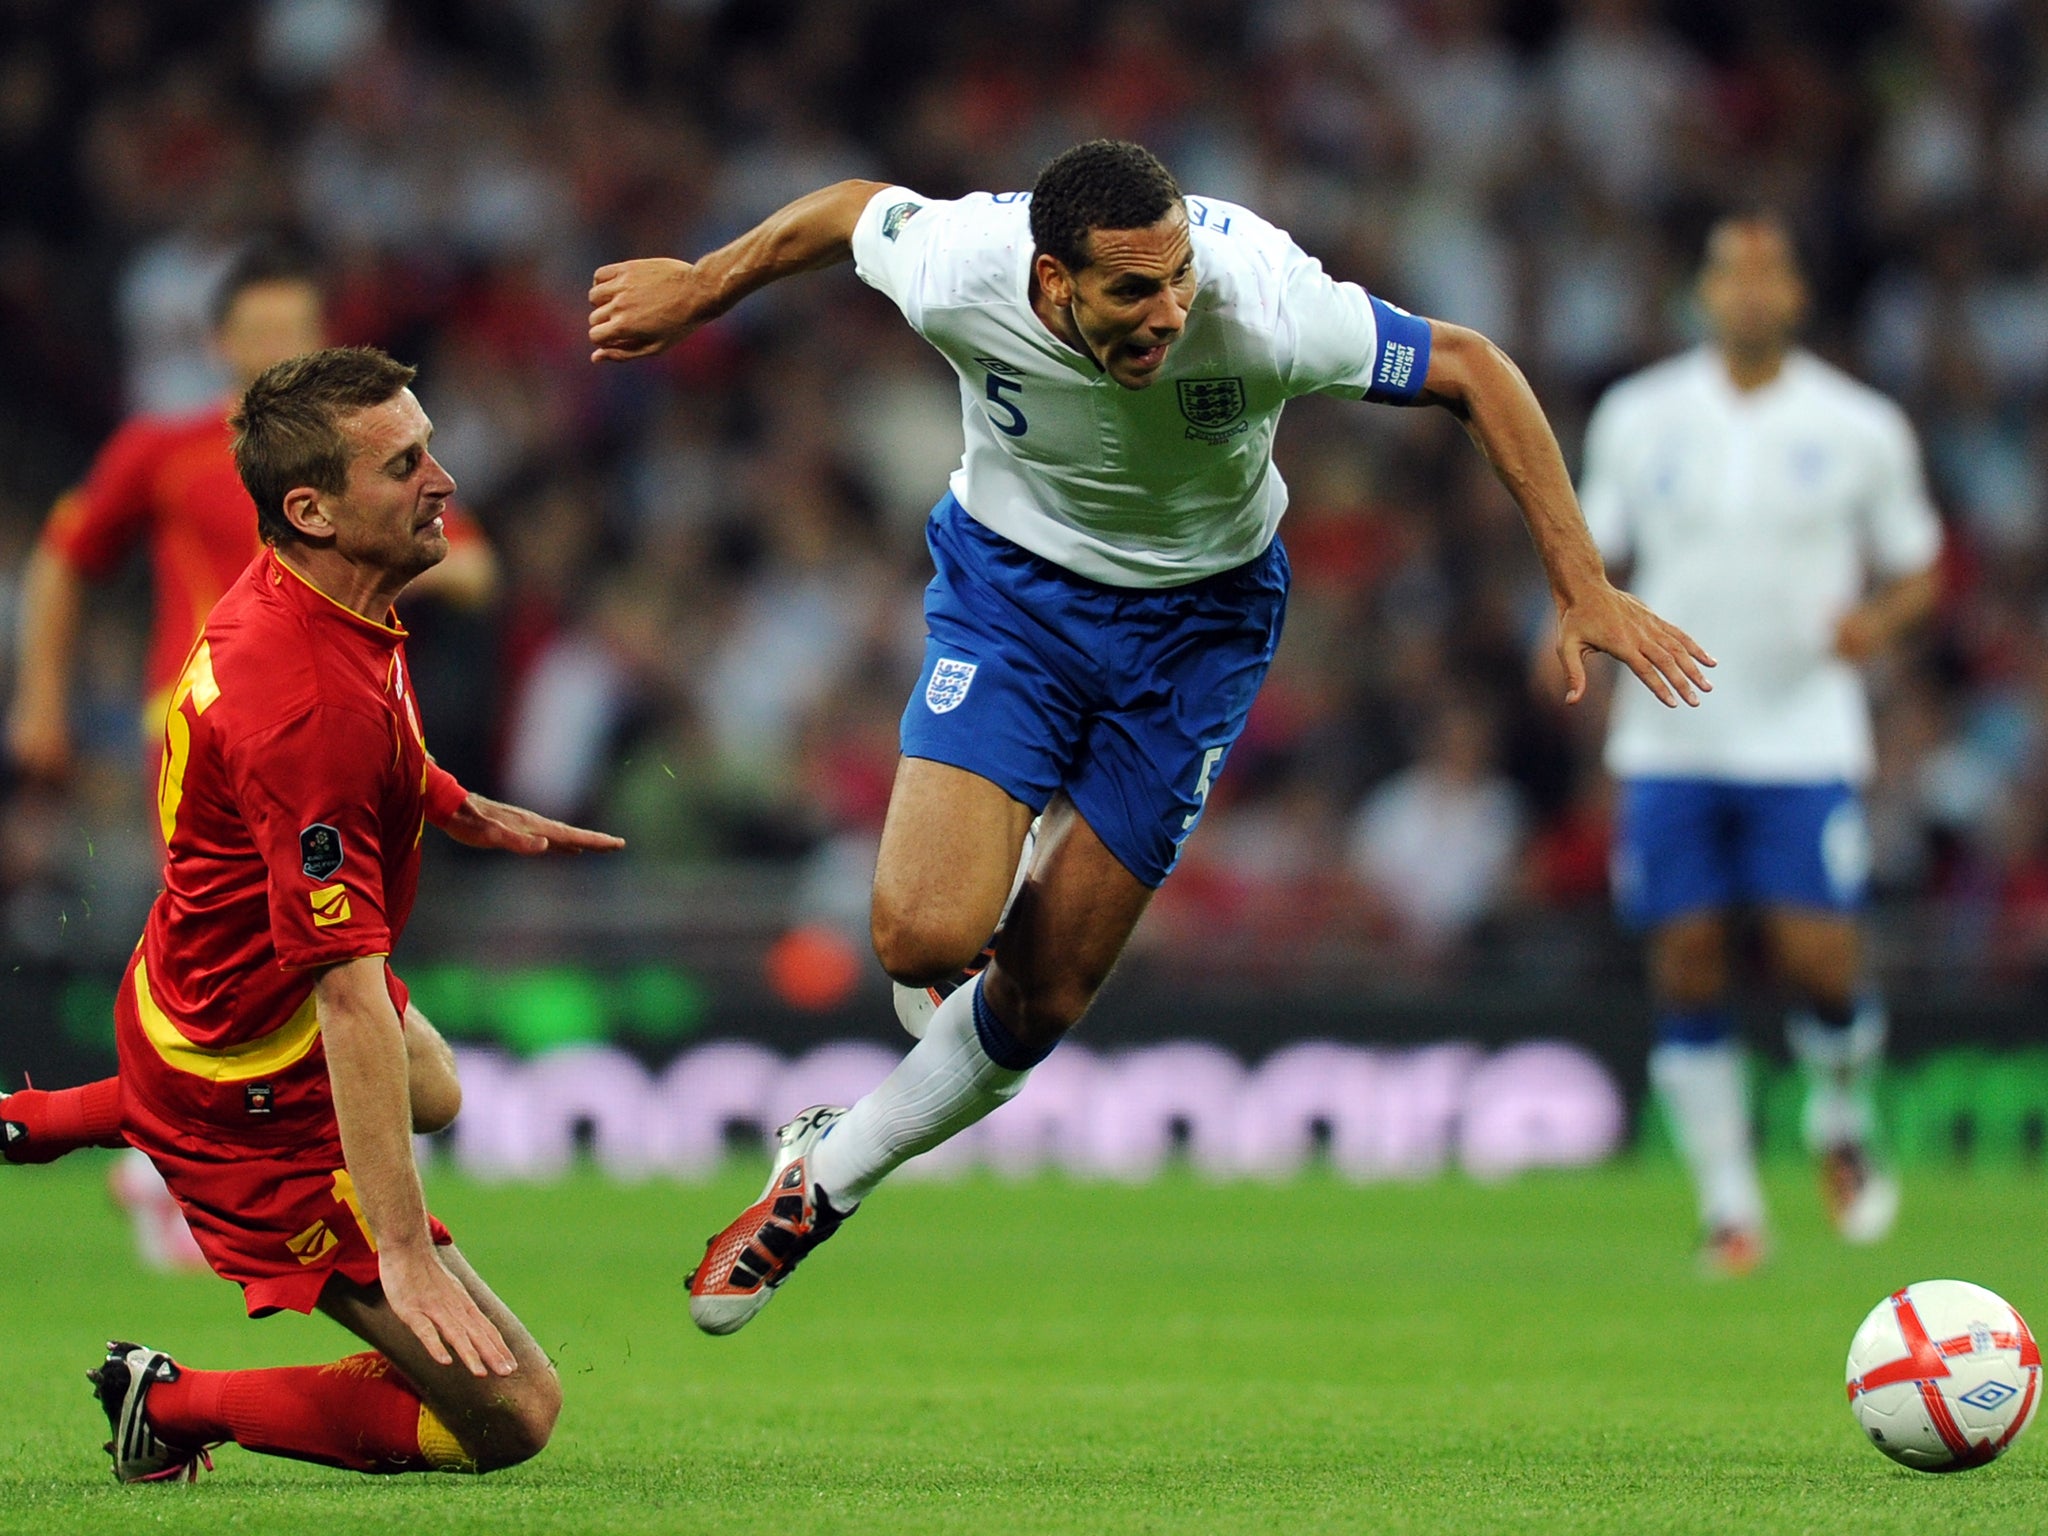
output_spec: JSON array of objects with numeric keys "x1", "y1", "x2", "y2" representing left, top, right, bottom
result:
[
  {"x1": 300, "y1": 823, "x2": 343, "y2": 880},
  {"x1": 287, "y1": 1220, "x2": 338, "y2": 1265},
  {"x1": 1178, "y1": 377, "x2": 1245, "y2": 430},
  {"x1": 881, "y1": 201, "x2": 923, "y2": 241},
  {"x1": 974, "y1": 355, "x2": 1023, "y2": 377},
  {"x1": 309, "y1": 883, "x2": 352, "y2": 928}
]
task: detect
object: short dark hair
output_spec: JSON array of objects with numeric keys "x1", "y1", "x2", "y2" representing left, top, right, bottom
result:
[
  {"x1": 1702, "y1": 208, "x2": 1806, "y2": 276},
  {"x1": 211, "y1": 239, "x2": 323, "y2": 331},
  {"x1": 232, "y1": 347, "x2": 416, "y2": 548},
  {"x1": 1029, "y1": 140, "x2": 1183, "y2": 273}
]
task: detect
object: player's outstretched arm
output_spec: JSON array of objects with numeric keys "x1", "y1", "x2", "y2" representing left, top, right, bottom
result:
[
  {"x1": 6, "y1": 544, "x2": 86, "y2": 779},
  {"x1": 588, "y1": 178, "x2": 891, "y2": 362},
  {"x1": 1836, "y1": 568, "x2": 1938, "y2": 662},
  {"x1": 317, "y1": 956, "x2": 516, "y2": 1379},
  {"x1": 436, "y1": 791, "x2": 625, "y2": 855},
  {"x1": 1416, "y1": 320, "x2": 1717, "y2": 709}
]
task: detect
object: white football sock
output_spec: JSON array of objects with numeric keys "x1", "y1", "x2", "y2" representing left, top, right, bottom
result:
[
  {"x1": 1651, "y1": 1040, "x2": 1766, "y2": 1234},
  {"x1": 1788, "y1": 999, "x2": 1886, "y2": 1152},
  {"x1": 810, "y1": 976, "x2": 1037, "y2": 1208}
]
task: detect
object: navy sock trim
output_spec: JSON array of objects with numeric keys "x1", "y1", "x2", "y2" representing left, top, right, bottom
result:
[
  {"x1": 971, "y1": 980, "x2": 1053, "y2": 1071},
  {"x1": 1655, "y1": 1005, "x2": 1737, "y2": 1048}
]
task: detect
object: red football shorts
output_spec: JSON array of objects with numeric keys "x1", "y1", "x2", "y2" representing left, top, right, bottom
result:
[{"x1": 115, "y1": 961, "x2": 450, "y2": 1318}]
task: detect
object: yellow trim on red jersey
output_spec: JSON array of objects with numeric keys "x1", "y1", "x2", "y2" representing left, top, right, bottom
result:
[
  {"x1": 139, "y1": 683, "x2": 175, "y2": 745},
  {"x1": 132, "y1": 955, "x2": 323, "y2": 1082},
  {"x1": 269, "y1": 549, "x2": 407, "y2": 637}
]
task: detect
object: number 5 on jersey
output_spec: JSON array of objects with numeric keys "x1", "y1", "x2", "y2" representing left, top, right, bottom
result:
[
  {"x1": 984, "y1": 371, "x2": 1027, "y2": 437},
  {"x1": 158, "y1": 641, "x2": 220, "y2": 846}
]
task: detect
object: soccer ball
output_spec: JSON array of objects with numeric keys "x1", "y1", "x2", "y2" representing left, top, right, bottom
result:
[{"x1": 1846, "y1": 1280, "x2": 2041, "y2": 1471}]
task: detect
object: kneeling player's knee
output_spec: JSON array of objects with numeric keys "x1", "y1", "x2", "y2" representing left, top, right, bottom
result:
[
  {"x1": 406, "y1": 1018, "x2": 463, "y2": 1135},
  {"x1": 472, "y1": 1372, "x2": 561, "y2": 1471},
  {"x1": 870, "y1": 903, "x2": 986, "y2": 988},
  {"x1": 409, "y1": 1076, "x2": 461, "y2": 1136}
]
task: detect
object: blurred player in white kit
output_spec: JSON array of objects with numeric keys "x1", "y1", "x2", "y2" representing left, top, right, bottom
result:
[{"x1": 1579, "y1": 214, "x2": 1942, "y2": 1273}]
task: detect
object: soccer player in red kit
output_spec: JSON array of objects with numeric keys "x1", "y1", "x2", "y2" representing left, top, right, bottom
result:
[
  {"x1": 0, "y1": 248, "x2": 494, "y2": 1228},
  {"x1": 76, "y1": 346, "x2": 619, "y2": 1482},
  {"x1": 7, "y1": 244, "x2": 493, "y2": 792}
]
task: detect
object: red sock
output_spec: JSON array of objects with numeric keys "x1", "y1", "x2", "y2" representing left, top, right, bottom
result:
[
  {"x1": 147, "y1": 1353, "x2": 472, "y2": 1473},
  {"x1": 1, "y1": 1077, "x2": 124, "y2": 1162}
]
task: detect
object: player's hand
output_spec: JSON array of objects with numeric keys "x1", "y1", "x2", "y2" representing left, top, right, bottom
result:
[
  {"x1": 6, "y1": 705, "x2": 71, "y2": 782},
  {"x1": 439, "y1": 792, "x2": 625, "y2": 855},
  {"x1": 1556, "y1": 583, "x2": 1715, "y2": 709},
  {"x1": 380, "y1": 1243, "x2": 517, "y2": 1378},
  {"x1": 589, "y1": 259, "x2": 712, "y2": 362},
  {"x1": 1834, "y1": 606, "x2": 1884, "y2": 663}
]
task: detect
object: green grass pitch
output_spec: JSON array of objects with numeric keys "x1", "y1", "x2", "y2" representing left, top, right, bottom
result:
[{"x1": 1, "y1": 1156, "x2": 2043, "y2": 1534}]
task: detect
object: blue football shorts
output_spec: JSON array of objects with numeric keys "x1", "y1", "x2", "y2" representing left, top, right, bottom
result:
[
  {"x1": 900, "y1": 493, "x2": 1288, "y2": 887},
  {"x1": 1612, "y1": 776, "x2": 1871, "y2": 930}
]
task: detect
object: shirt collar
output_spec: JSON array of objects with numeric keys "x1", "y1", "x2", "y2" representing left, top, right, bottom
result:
[{"x1": 264, "y1": 548, "x2": 407, "y2": 648}]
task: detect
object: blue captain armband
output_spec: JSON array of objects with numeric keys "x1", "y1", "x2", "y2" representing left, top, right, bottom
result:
[{"x1": 1363, "y1": 297, "x2": 1433, "y2": 403}]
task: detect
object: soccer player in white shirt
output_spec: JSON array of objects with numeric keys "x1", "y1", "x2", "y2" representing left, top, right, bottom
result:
[
  {"x1": 1579, "y1": 215, "x2": 1941, "y2": 1274},
  {"x1": 591, "y1": 141, "x2": 1714, "y2": 1333}
]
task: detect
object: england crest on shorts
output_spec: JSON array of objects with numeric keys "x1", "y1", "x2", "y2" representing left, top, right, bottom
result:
[{"x1": 925, "y1": 658, "x2": 978, "y2": 714}]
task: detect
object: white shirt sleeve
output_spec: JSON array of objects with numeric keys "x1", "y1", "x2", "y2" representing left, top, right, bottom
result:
[
  {"x1": 1275, "y1": 248, "x2": 1384, "y2": 397},
  {"x1": 850, "y1": 186, "x2": 949, "y2": 331},
  {"x1": 1862, "y1": 402, "x2": 1943, "y2": 578},
  {"x1": 1576, "y1": 388, "x2": 1633, "y2": 564}
]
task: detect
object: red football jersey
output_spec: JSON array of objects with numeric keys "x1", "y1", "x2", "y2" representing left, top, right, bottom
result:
[
  {"x1": 43, "y1": 401, "x2": 486, "y2": 710},
  {"x1": 44, "y1": 405, "x2": 258, "y2": 706},
  {"x1": 121, "y1": 549, "x2": 435, "y2": 1130}
]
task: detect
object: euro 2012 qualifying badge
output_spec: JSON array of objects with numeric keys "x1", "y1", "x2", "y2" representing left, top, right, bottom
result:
[{"x1": 882, "y1": 202, "x2": 923, "y2": 241}]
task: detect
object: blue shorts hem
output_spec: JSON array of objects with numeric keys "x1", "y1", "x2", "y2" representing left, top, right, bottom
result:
[
  {"x1": 1612, "y1": 776, "x2": 1868, "y2": 931},
  {"x1": 898, "y1": 750, "x2": 1047, "y2": 817}
]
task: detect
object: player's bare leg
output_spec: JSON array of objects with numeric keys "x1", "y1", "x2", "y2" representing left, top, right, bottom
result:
[
  {"x1": 688, "y1": 764, "x2": 1154, "y2": 1334},
  {"x1": 1645, "y1": 910, "x2": 1765, "y2": 1273},
  {"x1": 870, "y1": 756, "x2": 1037, "y2": 985},
  {"x1": 974, "y1": 796, "x2": 1155, "y2": 1051},
  {"x1": 318, "y1": 1245, "x2": 559, "y2": 1467},
  {"x1": 405, "y1": 1006, "x2": 462, "y2": 1136},
  {"x1": 838, "y1": 783, "x2": 1154, "y2": 1195},
  {"x1": 98, "y1": 1245, "x2": 557, "y2": 1480},
  {"x1": 1648, "y1": 910, "x2": 1730, "y2": 1011},
  {"x1": 1767, "y1": 906, "x2": 1897, "y2": 1242}
]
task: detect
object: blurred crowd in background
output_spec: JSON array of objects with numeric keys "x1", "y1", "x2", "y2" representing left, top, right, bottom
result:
[{"x1": 1, "y1": 0, "x2": 2046, "y2": 980}]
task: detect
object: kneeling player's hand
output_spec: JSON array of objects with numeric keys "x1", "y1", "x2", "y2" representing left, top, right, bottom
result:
[
  {"x1": 382, "y1": 1243, "x2": 517, "y2": 1379},
  {"x1": 440, "y1": 793, "x2": 626, "y2": 856},
  {"x1": 1557, "y1": 584, "x2": 1716, "y2": 709}
]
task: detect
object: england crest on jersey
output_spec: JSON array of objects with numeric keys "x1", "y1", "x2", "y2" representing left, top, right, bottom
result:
[
  {"x1": 925, "y1": 658, "x2": 978, "y2": 714},
  {"x1": 1178, "y1": 377, "x2": 1245, "y2": 430}
]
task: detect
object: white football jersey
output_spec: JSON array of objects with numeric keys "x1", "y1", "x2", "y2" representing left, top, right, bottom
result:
[
  {"x1": 850, "y1": 186, "x2": 1426, "y2": 587},
  {"x1": 1580, "y1": 348, "x2": 1941, "y2": 783}
]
